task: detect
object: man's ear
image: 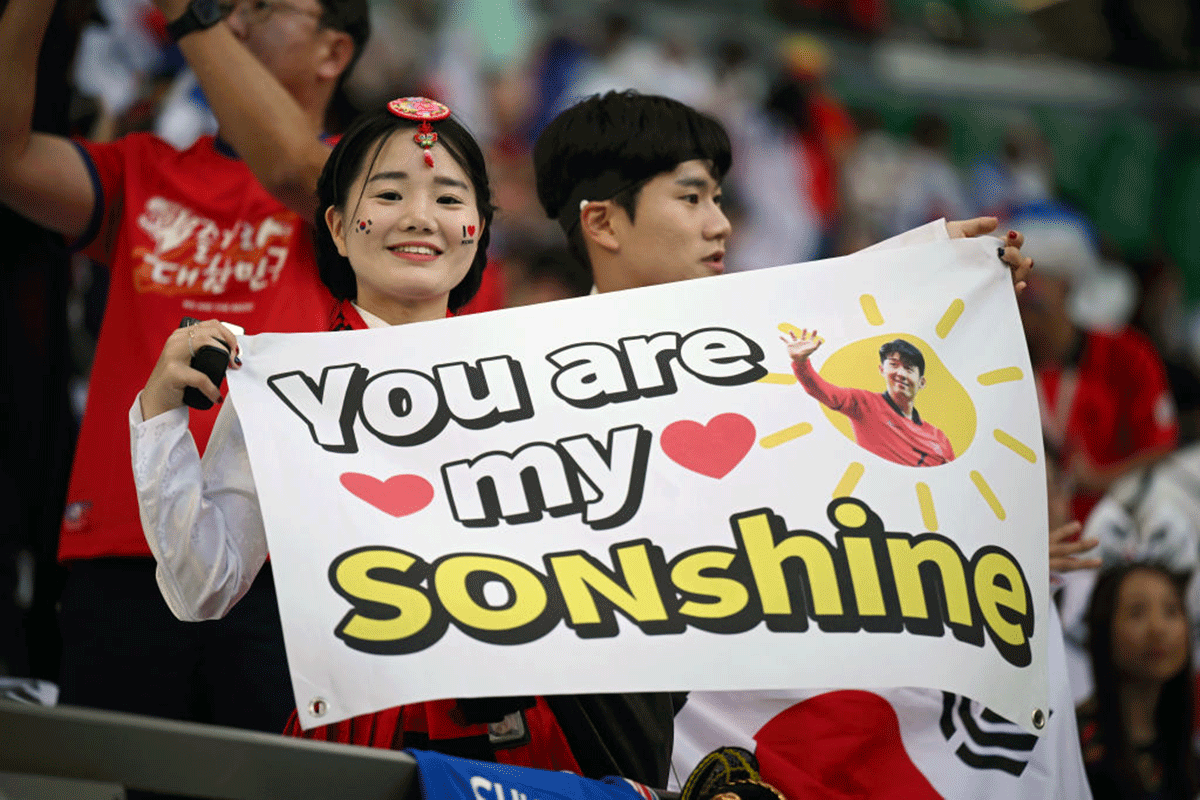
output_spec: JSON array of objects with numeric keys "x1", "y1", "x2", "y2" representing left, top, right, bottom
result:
[
  {"x1": 918, "y1": 375, "x2": 926, "y2": 391},
  {"x1": 317, "y1": 30, "x2": 355, "y2": 84},
  {"x1": 325, "y1": 205, "x2": 348, "y2": 257},
  {"x1": 579, "y1": 200, "x2": 623, "y2": 255}
]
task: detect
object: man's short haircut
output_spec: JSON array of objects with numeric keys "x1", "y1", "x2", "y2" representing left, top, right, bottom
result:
[
  {"x1": 533, "y1": 90, "x2": 732, "y2": 270},
  {"x1": 879, "y1": 339, "x2": 925, "y2": 375},
  {"x1": 317, "y1": 0, "x2": 371, "y2": 78}
]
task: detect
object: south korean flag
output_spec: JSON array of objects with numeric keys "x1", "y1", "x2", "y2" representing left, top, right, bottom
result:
[{"x1": 671, "y1": 605, "x2": 1091, "y2": 799}]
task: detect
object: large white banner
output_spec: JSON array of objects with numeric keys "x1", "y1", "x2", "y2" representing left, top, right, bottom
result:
[{"x1": 228, "y1": 237, "x2": 1049, "y2": 734}]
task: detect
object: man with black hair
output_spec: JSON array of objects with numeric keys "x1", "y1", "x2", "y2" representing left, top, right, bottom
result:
[
  {"x1": 533, "y1": 89, "x2": 1028, "y2": 295},
  {"x1": 782, "y1": 329, "x2": 955, "y2": 466},
  {"x1": 534, "y1": 90, "x2": 733, "y2": 293},
  {"x1": 525, "y1": 90, "x2": 739, "y2": 789},
  {"x1": 0, "y1": 0, "x2": 368, "y2": 739},
  {"x1": 532, "y1": 89, "x2": 1035, "y2": 795}
]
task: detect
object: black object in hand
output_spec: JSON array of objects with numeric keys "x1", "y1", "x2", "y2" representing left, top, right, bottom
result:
[{"x1": 179, "y1": 317, "x2": 230, "y2": 411}]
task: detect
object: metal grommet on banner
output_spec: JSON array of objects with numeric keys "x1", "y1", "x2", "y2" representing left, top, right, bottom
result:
[
  {"x1": 1032, "y1": 709, "x2": 1046, "y2": 729},
  {"x1": 308, "y1": 697, "x2": 327, "y2": 718}
]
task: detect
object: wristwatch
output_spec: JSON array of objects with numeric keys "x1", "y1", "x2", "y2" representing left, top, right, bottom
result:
[{"x1": 166, "y1": 0, "x2": 225, "y2": 41}]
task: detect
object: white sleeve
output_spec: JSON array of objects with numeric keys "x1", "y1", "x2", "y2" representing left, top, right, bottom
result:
[
  {"x1": 130, "y1": 395, "x2": 268, "y2": 621},
  {"x1": 861, "y1": 219, "x2": 951, "y2": 253}
]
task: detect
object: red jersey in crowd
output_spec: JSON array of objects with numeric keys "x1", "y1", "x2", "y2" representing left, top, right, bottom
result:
[
  {"x1": 60, "y1": 133, "x2": 335, "y2": 561},
  {"x1": 1036, "y1": 328, "x2": 1178, "y2": 523}
]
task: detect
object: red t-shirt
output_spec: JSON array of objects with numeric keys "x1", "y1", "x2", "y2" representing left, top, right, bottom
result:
[
  {"x1": 1036, "y1": 328, "x2": 1178, "y2": 523},
  {"x1": 59, "y1": 133, "x2": 335, "y2": 561},
  {"x1": 794, "y1": 360, "x2": 954, "y2": 467}
]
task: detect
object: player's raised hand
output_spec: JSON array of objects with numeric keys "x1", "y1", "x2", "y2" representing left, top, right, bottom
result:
[{"x1": 781, "y1": 329, "x2": 823, "y2": 365}]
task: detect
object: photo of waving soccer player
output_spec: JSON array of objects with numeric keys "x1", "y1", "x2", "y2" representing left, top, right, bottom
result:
[{"x1": 782, "y1": 329, "x2": 955, "y2": 467}]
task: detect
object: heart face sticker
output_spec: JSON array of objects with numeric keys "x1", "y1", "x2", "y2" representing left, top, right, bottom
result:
[
  {"x1": 660, "y1": 413, "x2": 756, "y2": 479},
  {"x1": 340, "y1": 473, "x2": 434, "y2": 517},
  {"x1": 467, "y1": 225, "x2": 476, "y2": 236}
]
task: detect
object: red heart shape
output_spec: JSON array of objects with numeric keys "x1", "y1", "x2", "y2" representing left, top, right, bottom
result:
[
  {"x1": 467, "y1": 225, "x2": 476, "y2": 236},
  {"x1": 660, "y1": 413, "x2": 756, "y2": 479},
  {"x1": 340, "y1": 472, "x2": 434, "y2": 517}
]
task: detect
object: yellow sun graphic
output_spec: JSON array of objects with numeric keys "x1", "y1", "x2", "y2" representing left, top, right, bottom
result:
[{"x1": 759, "y1": 294, "x2": 1036, "y2": 530}]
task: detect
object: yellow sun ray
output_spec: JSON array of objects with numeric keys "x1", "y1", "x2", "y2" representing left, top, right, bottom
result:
[
  {"x1": 758, "y1": 372, "x2": 797, "y2": 385},
  {"x1": 977, "y1": 367, "x2": 1024, "y2": 386},
  {"x1": 993, "y1": 429, "x2": 1037, "y2": 463},
  {"x1": 916, "y1": 482, "x2": 938, "y2": 531},
  {"x1": 935, "y1": 299, "x2": 965, "y2": 339},
  {"x1": 777, "y1": 323, "x2": 803, "y2": 338},
  {"x1": 833, "y1": 462, "x2": 865, "y2": 498},
  {"x1": 760, "y1": 422, "x2": 813, "y2": 449},
  {"x1": 859, "y1": 295, "x2": 884, "y2": 326},
  {"x1": 970, "y1": 471, "x2": 1006, "y2": 520}
]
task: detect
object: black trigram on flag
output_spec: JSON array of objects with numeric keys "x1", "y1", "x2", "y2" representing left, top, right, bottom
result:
[{"x1": 940, "y1": 693, "x2": 1040, "y2": 776}]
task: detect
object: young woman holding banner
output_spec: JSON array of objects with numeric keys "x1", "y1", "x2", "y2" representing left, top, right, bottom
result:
[{"x1": 131, "y1": 98, "x2": 590, "y2": 773}]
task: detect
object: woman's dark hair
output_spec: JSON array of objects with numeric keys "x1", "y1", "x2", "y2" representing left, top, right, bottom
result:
[
  {"x1": 533, "y1": 90, "x2": 731, "y2": 271},
  {"x1": 315, "y1": 105, "x2": 494, "y2": 312},
  {"x1": 1085, "y1": 562, "x2": 1196, "y2": 798}
]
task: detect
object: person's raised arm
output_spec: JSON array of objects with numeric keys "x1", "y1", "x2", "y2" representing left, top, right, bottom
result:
[
  {"x1": 152, "y1": 0, "x2": 352, "y2": 220},
  {"x1": 782, "y1": 329, "x2": 853, "y2": 411},
  {"x1": 0, "y1": 0, "x2": 96, "y2": 239}
]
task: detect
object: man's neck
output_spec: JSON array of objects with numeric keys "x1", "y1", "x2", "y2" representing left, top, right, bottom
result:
[
  {"x1": 278, "y1": 74, "x2": 333, "y2": 133},
  {"x1": 887, "y1": 391, "x2": 915, "y2": 419},
  {"x1": 592, "y1": 260, "x2": 637, "y2": 294}
]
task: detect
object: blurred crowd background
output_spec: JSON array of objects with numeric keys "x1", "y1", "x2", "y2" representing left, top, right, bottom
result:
[{"x1": 3, "y1": 0, "x2": 1200, "y2": 746}]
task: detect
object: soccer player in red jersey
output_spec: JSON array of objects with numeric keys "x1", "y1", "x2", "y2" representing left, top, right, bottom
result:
[{"x1": 783, "y1": 330, "x2": 955, "y2": 466}]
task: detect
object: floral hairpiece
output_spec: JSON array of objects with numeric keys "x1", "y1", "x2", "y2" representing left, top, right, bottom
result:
[{"x1": 387, "y1": 96, "x2": 452, "y2": 167}]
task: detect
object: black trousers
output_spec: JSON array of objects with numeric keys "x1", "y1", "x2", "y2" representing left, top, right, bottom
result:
[{"x1": 58, "y1": 557, "x2": 293, "y2": 734}]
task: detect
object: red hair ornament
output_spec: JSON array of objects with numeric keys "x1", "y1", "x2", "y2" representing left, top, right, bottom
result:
[{"x1": 387, "y1": 97, "x2": 452, "y2": 168}]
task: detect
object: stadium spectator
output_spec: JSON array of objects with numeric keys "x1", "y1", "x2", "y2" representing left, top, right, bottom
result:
[
  {"x1": 0, "y1": 0, "x2": 367, "y2": 744},
  {"x1": 1078, "y1": 562, "x2": 1197, "y2": 799},
  {"x1": 1055, "y1": 443, "x2": 1200, "y2": 703},
  {"x1": 1014, "y1": 202, "x2": 1178, "y2": 525},
  {"x1": 534, "y1": 90, "x2": 1038, "y2": 794},
  {"x1": 130, "y1": 95, "x2": 601, "y2": 772}
]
